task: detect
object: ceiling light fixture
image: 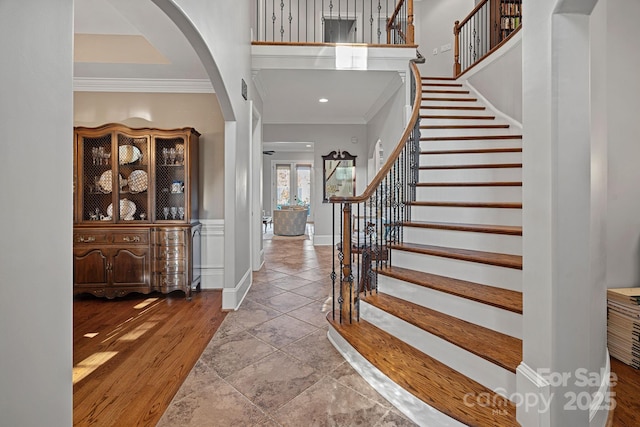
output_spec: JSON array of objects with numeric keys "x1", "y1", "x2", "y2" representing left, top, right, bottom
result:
[{"x1": 319, "y1": 98, "x2": 328, "y2": 103}]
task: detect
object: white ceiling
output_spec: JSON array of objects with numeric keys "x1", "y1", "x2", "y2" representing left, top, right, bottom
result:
[{"x1": 74, "y1": 0, "x2": 402, "y2": 126}]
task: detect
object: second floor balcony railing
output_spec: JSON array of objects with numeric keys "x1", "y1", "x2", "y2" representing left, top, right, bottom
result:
[{"x1": 253, "y1": 0, "x2": 415, "y2": 45}]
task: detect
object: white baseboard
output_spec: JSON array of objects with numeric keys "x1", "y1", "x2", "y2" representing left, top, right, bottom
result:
[
  {"x1": 516, "y1": 362, "x2": 552, "y2": 427},
  {"x1": 200, "y1": 267, "x2": 223, "y2": 289},
  {"x1": 222, "y1": 268, "x2": 251, "y2": 310}
]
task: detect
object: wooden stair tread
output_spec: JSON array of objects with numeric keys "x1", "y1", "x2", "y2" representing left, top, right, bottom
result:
[
  {"x1": 421, "y1": 106, "x2": 486, "y2": 110},
  {"x1": 376, "y1": 265, "x2": 522, "y2": 314},
  {"x1": 422, "y1": 83, "x2": 463, "y2": 87},
  {"x1": 422, "y1": 76, "x2": 458, "y2": 81},
  {"x1": 421, "y1": 115, "x2": 495, "y2": 120},
  {"x1": 415, "y1": 181, "x2": 521, "y2": 187},
  {"x1": 421, "y1": 134, "x2": 523, "y2": 141},
  {"x1": 402, "y1": 220, "x2": 522, "y2": 236},
  {"x1": 422, "y1": 97, "x2": 477, "y2": 102},
  {"x1": 423, "y1": 89, "x2": 470, "y2": 94},
  {"x1": 420, "y1": 124, "x2": 510, "y2": 129},
  {"x1": 327, "y1": 315, "x2": 518, "y2": 426},
  {"x1": 421, "y1": 148, "x2": 522, "y2": 155},
  {"x1": 391, "y1": 242, "x2": 522, "y2": 269},
  {"x1": 407, "y1": 201, "x2": 522, "y2": 208},
  {"x1": 419, "y1": 163, "x2": 521, "y2": 170},
  {"x1": 364, "y1": 292, "x2": 522, "y2": 372}
]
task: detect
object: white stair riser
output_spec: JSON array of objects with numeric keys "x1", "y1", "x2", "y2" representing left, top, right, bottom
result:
[
  {"x1": 420, "y1": 108, "x2": 494, "y2": 117},
  {"x1": 420, "y1": 140, "x2": 522, "y2": 151},
  {"x1": 422, "y1": 92, "x2": 473, "y2": 99},
  {"x1": 415, "y1": 186, "x2": 522, "y2": 203},
  {"x1": 421, "y1": 128, "x2": 515, "y2": 137},
  {"x1": 391, "y1": 249, "x2": 522, "y2": 292},
  {"x1": 360, "y1": 302, "x2": 517, "y2": 396},
  {"x1": 420, "y1": 151, "x2": 521, "y2": 165},
  {"x1": 402, "y1": 227, "x2": 522, "y2": 255},
  {"x1": 409, "y1": 205, "x2": 522, "y2": 226},
  {"x1": 419, "y1": 168, "x2": 522, "y2": 183},
  {"x1": 419, "y1": 118, "x2": 502, "y2": 126},
  {"x1": 377, "y1": 275, "x2": 522, "y2": 339},
  {"x1": 421, "y1": 100, "x2": 483, "y2": 108}
]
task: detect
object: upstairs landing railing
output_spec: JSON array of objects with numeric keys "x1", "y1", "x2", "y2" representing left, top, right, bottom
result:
[
  {"x1": 453, "y1": 0, "x2": 522, "y2": 76},
  {"x1": 253, "y1": 0, "x2": 414, "y2": 45},
  {"x1": 330, "y1": 61, "x2": 421, "y2": 323}
]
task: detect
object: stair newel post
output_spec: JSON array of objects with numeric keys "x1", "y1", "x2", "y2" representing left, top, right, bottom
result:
[
  {"x1": 331, "y1": 200, "x2": 336, "y2": 321},
  {"x1": 341, "y1": 202, "x2": 354, "y2": 323},
  {"x1": 453, "y1": 20, "x2": 461, "y2": 77}
]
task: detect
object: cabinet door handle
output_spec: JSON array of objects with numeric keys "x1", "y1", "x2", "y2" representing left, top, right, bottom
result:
[
  {"x1": 78, "y1": 236, "x2": 96, "y2": 243},
  {"x1": 123, "y1": 236, "x2": 140, "y2": 242}
]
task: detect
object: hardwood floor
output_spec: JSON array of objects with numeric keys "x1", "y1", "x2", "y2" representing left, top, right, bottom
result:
[
  {"x1": 73, "y1": 290, "x2": 226, "y2": 427},
  {"x1": 611, "y1": 357, "x2": 640, "y2": 426}
]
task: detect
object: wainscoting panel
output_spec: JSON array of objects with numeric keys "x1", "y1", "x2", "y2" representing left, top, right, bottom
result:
[{"x1": 200, "y1": 219, "x2": 224, "y2": 290}]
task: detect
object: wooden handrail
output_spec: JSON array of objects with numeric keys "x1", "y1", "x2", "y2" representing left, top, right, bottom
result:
[
  {"x1": 455, "y1": 0, "x2": 489, "y2": 31},
  {"x1": 386, "y1": 0, "x2": 414, "y2": 45},
  {"x1": 330, "y1": 60, "x2": 422, "y2": 204}
]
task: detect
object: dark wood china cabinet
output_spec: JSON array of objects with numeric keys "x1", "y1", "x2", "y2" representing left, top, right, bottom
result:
[{"x1": 73, "y1": 123, "x2": 202, "y2": 299}]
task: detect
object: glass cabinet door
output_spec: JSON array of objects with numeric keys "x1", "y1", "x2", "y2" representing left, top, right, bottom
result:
[
  {"x1": 79, "y1": 132, "x2": 114, "y2": 222},
  {"x1": 115, "y1": 132, "x2": 150, "y2": 222},
  {"x1": 154, "y1": 136, "x2": 187, "y2": 222}
]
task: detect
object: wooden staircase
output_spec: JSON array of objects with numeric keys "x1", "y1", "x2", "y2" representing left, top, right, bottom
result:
[{"x1": 327, "y1": 76, "x2": 523, "y2": 426}]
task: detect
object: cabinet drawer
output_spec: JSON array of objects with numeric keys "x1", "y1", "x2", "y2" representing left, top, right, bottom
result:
[
  {"x1": 155, "y1": 273, "x2": 186, "y2": 289},
  {"x1": 155, "y1": 229, "x2": 187, "y2": 245},
  {"x1": 111, "y1": 230, "x2": 149, "y2": 244},
  {"x1": 156, "y1": 245, "x2": 186, "y2": 260},
  {"x1": 74, "y1": 231, "x2": 109, "y2": 244},
  {"x1": 155, "y1": 260, "x2": 185, "y2": 274}
]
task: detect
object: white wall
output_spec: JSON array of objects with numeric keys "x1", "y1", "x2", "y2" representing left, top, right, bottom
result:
[
  {"x1": 465, "y1": 36, "x2": 523, "y2": 124},
  {"x1": 366, "y1": 79, "x2": 406, "y2": 164},
  {"x1": 414, "y1": 0, "x2": 475, "y2": 77},
  {"x1": 263, "y1": 124, "x2": 368, "y2": 243},
  {"x1": 603, "y1": 0, "x2": 640, "y2": 288},
  {"x1": 0, "y1": 1, "x2": 73, "y2": 425},
  {"x1": 519, "y1": 0, "x2": 608, "y2": 425},
  {"x1": 155, "y1": 0, "x2": 255, "y2": 309},
  {"x1": 74, "y1": 92, "x2": 225, "y2": 219}
]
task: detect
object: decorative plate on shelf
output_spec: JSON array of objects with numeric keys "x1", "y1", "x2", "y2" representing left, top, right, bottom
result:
[
  {"x1": 107, "y1": 199, "x2": 137, "y2": 220},
  {"x1": 128, "y1": 170, "x2": 148, "y2": 193},
  {"x1": 98, "y1": 170, "x2": 124, "y2": 193},
  {"x1": 119, "y1": 145, "x2": 143, "y2": 165}
]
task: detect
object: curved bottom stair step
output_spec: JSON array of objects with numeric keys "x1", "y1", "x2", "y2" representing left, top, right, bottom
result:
[{"x1": 327, "y1": 314, "x2": 518, "y2": 427}]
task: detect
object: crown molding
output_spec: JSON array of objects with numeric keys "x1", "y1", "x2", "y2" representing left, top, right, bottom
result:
[{"x1": 73, "y1": 77, "x2": 214, "y2": 93}]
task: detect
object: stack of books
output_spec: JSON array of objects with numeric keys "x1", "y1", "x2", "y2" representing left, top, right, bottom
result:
[{"x1": 607, "y1": 287, "x2": 640, "y2": 368}]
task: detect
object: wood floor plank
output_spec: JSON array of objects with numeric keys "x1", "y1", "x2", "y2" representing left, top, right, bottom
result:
[
  {"x1": 611, "y1": 357, "x2": 640, "y2": 426},
  {"x1": 376, "y1": 265, "x2": 523, "y2": 313},
  {"x1": 73, "y1": 291, "x2": 225, "y2": 427},
  {"x1": 328, "y1": 315, "x2": 519, "y2": 426}
]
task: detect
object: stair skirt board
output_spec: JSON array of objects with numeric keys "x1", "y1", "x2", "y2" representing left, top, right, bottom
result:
[
  {"x1": 418, "y1": 168, "x2": 522, "y2": 183},
  {"x1": 377, "y1": 275, "x2": 522, "y2": 339},
  {"x1": 391, "y1": 250, "x2": 522, "y2": 292},
  {"x1": 360, "y1": 302, "x2": 517, "y2": 396},
  {"x1": 419, "y1": 151, "x2": 522, "y2": 165},
  {"x1": 408, "y1": 205, "x2": 522, "y2": 226},
  {"x1": 327, "y1": 327, "x2": 468, "y2": 427},
  {"x1": 401, "y1": 227, "x2": 522, "y2": 255},
  {"x1": 414, "y1": 186, "x2": 522, "y2": 203}
]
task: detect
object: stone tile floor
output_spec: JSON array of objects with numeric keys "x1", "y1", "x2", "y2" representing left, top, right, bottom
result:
[{"x1": 157, "y1": 229, "x2": 417, "y2": 426}]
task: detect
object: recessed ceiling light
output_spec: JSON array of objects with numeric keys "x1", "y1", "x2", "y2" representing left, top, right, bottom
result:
[
  {"x1": 306, "y1": 144, "x2": 312, "y2": 147},
  {"x1": 319, "y1": 98, "x2": 328, "y2": 103}
]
